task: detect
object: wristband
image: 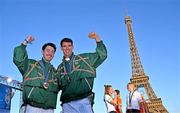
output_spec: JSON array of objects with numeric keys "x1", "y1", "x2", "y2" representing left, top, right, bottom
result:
[{"x1": 24, "y1": 39, "x2": 32, "y2": 44}]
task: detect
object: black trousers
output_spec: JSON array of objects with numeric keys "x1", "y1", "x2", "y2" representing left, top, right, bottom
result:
[
  {"x1": 109, "y1": 111, "x2": 116, "y2": 113},
  {"x1": 126, "y1": 109, "x2": 140, "y2": 113}
]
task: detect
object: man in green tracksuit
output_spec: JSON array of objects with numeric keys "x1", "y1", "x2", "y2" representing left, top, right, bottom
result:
[
  {"x1": 57, "y1": 32, "x2": 107, "y2": 113},
  {"x1": 13, "y1": 36, "x2": 59, "y2": 113}
]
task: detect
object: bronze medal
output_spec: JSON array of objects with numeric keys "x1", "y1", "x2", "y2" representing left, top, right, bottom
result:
[{"x1": 43, "y1": 82, "x2": 49, "y2": 89}]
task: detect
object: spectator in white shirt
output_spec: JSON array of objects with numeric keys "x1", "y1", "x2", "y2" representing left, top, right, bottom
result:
[
  {"x1": 104, "y1": 85, "x2": 117, "y2": 113},
  {"x1": 126, "y1": 83, "x2": 142, "y2": 113}
]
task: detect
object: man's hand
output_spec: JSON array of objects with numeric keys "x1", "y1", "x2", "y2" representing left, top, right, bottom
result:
[
  {"x1": 22, "y1": 35, "x2": 35, "y2": 45},
  {"x1": 26, "y1": 35, "x2": 34, "y2": 43},
  {"x1": 88, "y1": 32, "x2": 101, "y2": 42}
]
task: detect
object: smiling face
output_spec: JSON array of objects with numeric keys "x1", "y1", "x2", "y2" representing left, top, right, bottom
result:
[
  {"x1": 42, "y1": 45, "x2": 55, "y2": 62},
  {"x1": 61, "y1": 41, "x2": 73, "y2": 58}
]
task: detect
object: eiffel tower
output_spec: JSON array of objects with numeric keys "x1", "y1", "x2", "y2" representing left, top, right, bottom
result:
[{"x1": 125, "y1": 15, "x2": 168, "y2": 113}]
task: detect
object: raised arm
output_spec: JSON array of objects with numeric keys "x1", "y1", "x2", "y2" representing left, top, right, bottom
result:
[
  {"x1": 13, "y1": 35, "x2": 34, "y2": 75},
  {"x1": 88, "y1": 32, "x2": 107, "y2": 68}
]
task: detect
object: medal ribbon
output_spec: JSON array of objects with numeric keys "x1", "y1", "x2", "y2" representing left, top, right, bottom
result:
[
  {"x1": 63, "y1": 55, "x2": 75, "y2": 74},
  {"x1": 129, "y1": 90, "x2": 135, "y2": 107},
  {"x1": 39, "y1": 60, "x2": 50, "y2": 83}
]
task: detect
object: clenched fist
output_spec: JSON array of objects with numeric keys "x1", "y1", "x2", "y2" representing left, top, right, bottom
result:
[{"x1": 88, "y1": 32, "x2": 101, "y2": 42}]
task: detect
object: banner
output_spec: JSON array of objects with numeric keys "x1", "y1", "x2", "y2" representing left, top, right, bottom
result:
[{"x1": 0, "y1": 83, "x2": 12, "y2": 113}]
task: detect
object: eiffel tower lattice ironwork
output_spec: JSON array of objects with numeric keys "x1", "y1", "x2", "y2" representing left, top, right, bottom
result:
[{"x1": 125, "y1": 15, "x2": 168, "y2": 113}]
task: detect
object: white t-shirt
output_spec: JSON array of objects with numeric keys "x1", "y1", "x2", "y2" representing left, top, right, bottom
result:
[
  {"x1": 126, "y1": 90, "x2": 142, "y2": 110},
  {"x1": 104, "y1": 94, "x2": 116, "y2": 112}
]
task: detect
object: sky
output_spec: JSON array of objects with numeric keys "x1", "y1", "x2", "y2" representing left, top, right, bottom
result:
[{"x1": 0, "y1": 0, "x2": 179, "y2": 113}]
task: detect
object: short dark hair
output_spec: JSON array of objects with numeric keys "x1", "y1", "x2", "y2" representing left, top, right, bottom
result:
[
  {"x1": 42, "y1": 43, "x2": 56, "y2": 52},
  {"x1": 115, "y1": 89, "x2": 120, "y2": 95},
  {"x1": 60, "y1": 38, "x2": 73, "y2": 47}
]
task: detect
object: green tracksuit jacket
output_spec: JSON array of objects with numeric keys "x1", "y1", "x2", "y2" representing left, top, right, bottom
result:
[
  {"x1": 13, "y1": 44, "x2": 59, "y2": 109},
  {"x1": 57, "y1": 41, "x2": 107, "y2": 104}
]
